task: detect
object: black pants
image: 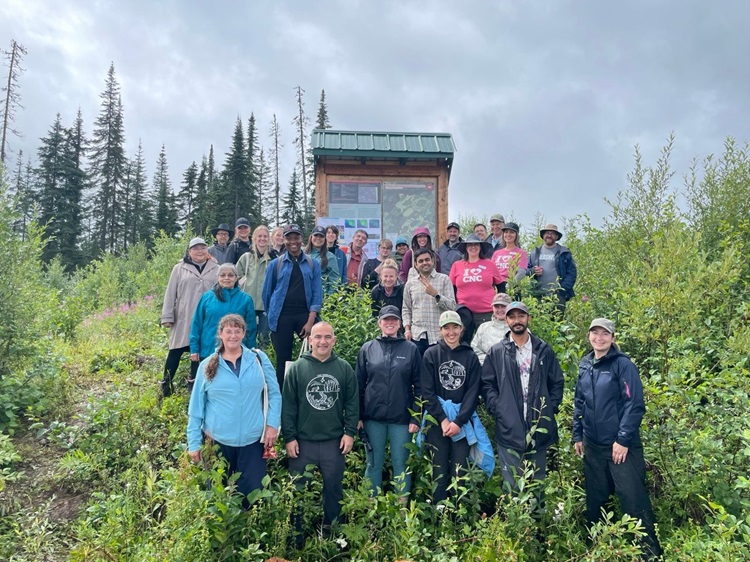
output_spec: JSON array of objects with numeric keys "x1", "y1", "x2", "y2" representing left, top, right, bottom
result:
[
  {"x1": 413, "y1": 337, "x2": 434, "y2": 358},
  {"x1": 270, "y1": 312, "x2": 310, "y2": 389},
  {"x1": 217, "y1": 440, "x2": 266, "y2": 509},
  {"x1": 424, "y1": 424, "x2": 471, "y2": 503},
  {"x1": 584, "y1": 440, "x2": 662, "y2": 558},
  {"x1": 288, "y1": 438, "x2": 346, "y2": 527},
  {"x1": 162, "y1": 346, "x2": 199, "y2": 396}
]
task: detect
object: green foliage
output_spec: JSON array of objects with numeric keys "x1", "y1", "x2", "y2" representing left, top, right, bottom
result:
[{"x1": 320, "y1": 285, "x2": 379, "y2": 366}]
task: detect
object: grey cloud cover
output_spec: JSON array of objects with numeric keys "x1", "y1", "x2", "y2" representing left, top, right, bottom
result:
[{"x1": 1, "y1": 0, "x2": 748, "y2": 231}]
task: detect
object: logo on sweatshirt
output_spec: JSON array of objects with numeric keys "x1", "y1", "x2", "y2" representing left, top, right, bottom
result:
[
  {"x1": 439, "y1": 360, "x2": 466, "y2": 390},
  {"x1": 306, "y1": 374, "x2": 340, "y2": 410}
]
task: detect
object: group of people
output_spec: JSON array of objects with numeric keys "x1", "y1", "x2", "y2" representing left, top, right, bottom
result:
[{"x1": 161, "y1": 215, "x2": 659, "y2": 557}]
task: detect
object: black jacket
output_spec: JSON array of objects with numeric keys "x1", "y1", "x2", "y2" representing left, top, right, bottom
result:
[
  {"x1": 422, "y1": 341, "x2": 481, "y2": 428},
  {"x1": 481, "y1": 333, "x2": 564, "y2": 452},
  {"x1": 573, "y1": 347, "x2": 644, "y2": 447},
  {"x1": 370, "y1": 283, "x2": 404, "y2": 317},
  {"x1": 356, "y1": 336, "x2": 421, "y2": 424}
]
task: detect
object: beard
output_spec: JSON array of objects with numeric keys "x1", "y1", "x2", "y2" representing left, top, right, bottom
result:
[{"x1": 510, "y1": 323, "x2": 527, "y2": 334}]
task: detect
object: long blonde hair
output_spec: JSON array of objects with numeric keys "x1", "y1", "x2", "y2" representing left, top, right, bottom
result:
[
  {"x1": 252, "y1": 225, "x2": 271, "y2": 259},
  {"x1": 204, "y1": 314, "x2": 246, "y2": 381}
]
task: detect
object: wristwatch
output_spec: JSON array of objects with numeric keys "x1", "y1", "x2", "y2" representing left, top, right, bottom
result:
[{"x1": 434, "y1": 294, "x2": 441, "y2": 302}]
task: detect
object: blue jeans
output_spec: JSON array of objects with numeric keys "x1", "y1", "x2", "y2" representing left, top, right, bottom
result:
[
  {"x1": 256, "y1": 310, "x2": 270, "y2": 349},
  {"x1": 364, "y1": 420, "x2": 413, "y2": 495}
]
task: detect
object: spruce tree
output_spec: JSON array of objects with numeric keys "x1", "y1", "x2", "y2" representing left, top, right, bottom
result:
[
  {"x1": 152, "y1": 144, "x2": 178, "y2": 236},
  {"x1": 10, "y1": 149, "x2": 34, "y2": 239},
  {"x1": 281, "y1": 169, "x2": 303, "y2": 226},
  {"x1": 88, "y1": 63, "x2": 127, "y2": 253},
  {"x1": 246, "y1": 113, "x2": 261, "y2": 227},
  {"x1": 268, "y1": 114, "x2": 283, "y2": 226},
  {"x1": 293, "y1": 86, "x2": 310, "y2": 221},
  {"x1": 193, "y1": 155, "x2": 211, "y2": 236},
  {"x1": 127, "y1": 141, "x2": 152, "y2": 246},
  {"x1": 178, "y1": 160, "x2": 199, "y2": 230},
  {"x1": 257, "y1": 147, "x2": 271, "y2": 226},
  {"x1": 316, "y1": 89, "x2": 331, "y2": 129},
  {"x1": 1, "y1": 40, "x2": 27, "y2": 164}
]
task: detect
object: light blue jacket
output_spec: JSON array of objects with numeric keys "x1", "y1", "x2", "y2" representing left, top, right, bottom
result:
[
  {"x1": 187, "y1": 346, "x2": 281, "y2": 452},
  {"x1": 309, "y1": 248, "x2": 342, "y2": 295},
  {"x1": 261, "y1": 253, "x2": 323, "y2": 331},
  {"x1": 189, "y1": 286, "x2": 257, "y2": 358}
]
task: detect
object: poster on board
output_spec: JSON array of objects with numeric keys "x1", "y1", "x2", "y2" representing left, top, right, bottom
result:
[{"x1": 382, "y1": 181, "x2": 437, "y2": 241}]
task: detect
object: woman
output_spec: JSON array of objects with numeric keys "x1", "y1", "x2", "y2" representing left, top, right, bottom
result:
[
  {"x1": 573, "y1": 318, "x2": 662, "y2": 559},
  {"x1": 491, "y1": 222, "x2": 528, "y2": 294},
  {"x1": 398, "y1": 227, "x2": 442, "y2": 283},
  {"x1": 421, "y1": 311, "x2": 482, "y2": 503},
  {"x1": 356, "y1": 305, "x2": 421, "y2": 497},
  {"x1": 370, "y1": 259, "x2": 403, "y2": 317},
  {"x1": 190, "y1": 263, "x2": 257, "y2": 370},
  {"x1": 326, "y1": 225, "x2": 347, "y2": 282},
  {"x1": 270, "y1": 226, "x2": 285, "y2": 255},
  {"x1": 305, "y1": 225, "x2": 342, "y2": 296},
  {"x1": 188, "y1": 314, "x2": 281, "y2": 503},
  {"x1": 362, "y1": 238, "x2": 394, "y2": 289},
  {"x1": 236, "y1": 225, "x2": 276, "y2": 348},
  {"x1": 160, "y1": 237, "x2": 219, "y2": 397},
  {"x1": 449, "y1": 234, "x2": 502, "y2": 327},
  {"x1": 229, "y1": 217, "x2": 252, "y2": 264}
]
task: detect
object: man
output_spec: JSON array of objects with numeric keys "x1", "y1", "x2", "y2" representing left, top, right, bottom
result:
[
  {"x1": 262, "y1": 224, "x2": 323, "y2": 387},
  {"x1": 527, "y1": 223, "x2": 577, "y2": 314},
  {"x1": 473, "y1": 223, "x2": 488, "y2": 241},
  {"x1": 471, "y1": 292, "x2": 512, "y2": 364},
  {"x1": 346, "y1": 228, "x2": 369, "y2": 287},
  {"x1": 402, "y1": 247, "x2": 456, "y2": 356},
  {"x1": 437, "y1": 221, "x2": 463, "y2": 274},
  {"x1": 487, "y1": 214, "x2": 506, "y2": 250},
  {"x1": 481, "y1": 301, "x2": 564, "y2": 492},
  {"x1": 393, "y1": 236, "x2": 409, "y2": 268},
  {"x1": 282, "y1": 322, "x2": 359, "y2": 543},
  {"x1": 207, "y1": 223, "x2": 235, "y2": 264}
]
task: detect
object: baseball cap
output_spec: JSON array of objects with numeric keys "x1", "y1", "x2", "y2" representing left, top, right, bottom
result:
[
  {"x1": 378, "y1": 305, "x2": 401, "y2": 320},
  {"x1": 235, "y1": 217, "x2": 250, "y2": 228},
  {"x1": 447, "y1": 221, "x2": 460, "y2": 231},
  {"x1": 492, "y1": 293, "x2": 512, "y2": 307},
  {"x1": 311, "y1": 225, "x2": 326, "y2": 236},
  {"x1": 188, "y1": 237, "x2": 207, "y2": 248},
  {"x1": 490, "y1": 213, "x2": 505, "y2": 223},
  {"x1": 439, "y1": 310, "x2": 463, "y2": 327},
  {"x1": 505, "y1": 301, "x2": 530, "y2": 315},
  {"x1": 284, "y1": 224, "x2": 303, "y2": 237},
  {"x1": 589, "y1": 318, "x2": 615, "y2": 334},
  {"x1": 395, "y1": 236, "x2": 409, "y2": 246}
]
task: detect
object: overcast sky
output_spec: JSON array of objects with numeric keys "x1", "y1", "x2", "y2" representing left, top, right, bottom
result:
[{"x1": 2, "y1": 0, "x2": 748, "y2": 235}]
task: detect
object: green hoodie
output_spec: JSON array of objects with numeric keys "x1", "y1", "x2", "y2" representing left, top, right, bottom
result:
[{"x1": 282, "y1": 351, "x2": 359, "y2": 442}]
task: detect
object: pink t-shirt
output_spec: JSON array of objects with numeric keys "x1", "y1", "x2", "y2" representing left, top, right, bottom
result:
[
  {"x1": 492, "y1": 247, "x2": 529, "y2": 283},
  {"x1": 449, "y1": 259, "x2": 502, "y2": 313}
]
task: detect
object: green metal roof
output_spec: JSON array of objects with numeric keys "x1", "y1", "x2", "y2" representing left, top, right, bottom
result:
[{"x1": 311, "y1": 129, "x2": 455, "y2": 161}]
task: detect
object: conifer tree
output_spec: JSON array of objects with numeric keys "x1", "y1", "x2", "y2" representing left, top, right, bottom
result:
[
  {"x1": 193, "y1": 155, "x2": 211, "y2": 236},
  {"x1": 152, "y1": 144, "x2": 178, "y2": 236},
  {"x1": 293, "y1": 86, "x2": 310, "y2": 220},
  {"x1": 124, "y1": 140, "x2": 152, "y2": 247},
  {"x1": 204, "y1": 145, "x2": 219, "y2": 226},
  {"x1": 246, "y1": 113, "x2": 261, "y2": 227},
  {"x1": 281, "y1": 169, "x2": 303, "y2": 226},
  {"x1": 316, "y1": 89, "x2": 331, "y2": 130},
  {"x1": 0, "y1": 40, "x2": 27, "y2": 164},
  {"x1": 268, "y1": 114, "x2": 283, "y2": 225},
  {"x1": 88, "y1": 63, "x2": 127, "y2": 253},
  {"x1": 10, "y1": 149, "x2": 34, "y2": 239},
  {"x1": 178, "y1": 160, "x2": 199, "y2": 229},
  {"x1": 257, "y1": 147, "x2": 271, "y2": 226},
  {"x1": 218, "y1": 117, "x2": 251, "y2": 224}
]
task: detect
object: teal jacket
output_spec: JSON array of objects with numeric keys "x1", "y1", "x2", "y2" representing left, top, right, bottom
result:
[
  {"x1": 189, "y1": 285, "x2": 257, "y2": 358},
  {"x1": 309, "y1": 248, "x2": 342, "y2": 295},
  {"x1": 187, "y1": 346, "x2": 281, "y2": 452}
]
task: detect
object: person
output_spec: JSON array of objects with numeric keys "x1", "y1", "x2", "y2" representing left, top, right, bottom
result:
[
  {"x1": 491, "y1": 222, "x2": 528, "y2": 294},
  {"x1": 190, "y1": 263, "x2": 257, "y2": 377},
  {"x1": 487, "y1": 214, "x2": 506, "y2": 250},
  {"x1": 471, "y1": 292, "x2": 512, "y2": 365},
  {"x1": 481, "y1": 301, "x2": 564, "y2": 492},
  {"x1": 262, "y1": 224, "x2": 323, "y2": 388},
  {"x1": 421, "y1": 310, "x2": 482, "y2": 503},
  {"x1": 325, "y1": 225, "x2": 347, "y2": 282},
  {"x1": 573, "y1": 318, "x2": 662, "y2": 559},
  {"x1": 393, "y1": 236, "x2": 409, "y2": 269},
  {"x1": 361, "y1": 238, "x2": 394, "y2": 288},
  {"x1": 398, "y1": 227, "x2": 442, "y2": 283},
  {"x1": 473, "y1": 223, "x2": 488, "y2": 241},
  {"x1": 356, "y1": 306, "x2": 421, "y2": 496},
  {"x1": 345, "y1": 228, "x2": 369, "y2": 287},
  {"x1": 527, "y1": 223, "x2": 577, "y2": 314},
  {"x1": 230, "y1": 217, "x2": 252, "y2": 264},
  {"x1": 187, "y1": 314, "x2": 281, "y2": 503},
  {"x1": 270, "y1": 226, "x2": 285, "y2": 255},
  {"x1": 208, "y1": 223, "x2": 235, "y2": 264},
  {"x1": 282, "y1": 322, "x2": 359, "y2": 543},
  {"x1": 370, "y1": 259, "x2": 404, "y2": 317},
  {"x1": 236, "y1": 225, "x2": 276, "y2": 349},
  {"x1": 305, "y1": 225, "x2": 342, "y2": 296},
  {"x1": 402, "y1": 248, "x2": 456, "y2": 357},
  {"x1": 160, "y1": 238, "x2": 219, "y2": 397},
  {"x1": 449, "y1": 234, "x2": 502, "y2": 327},
  {"x1": 437, "y1": 221, "x2": 463, "y2": 275}
]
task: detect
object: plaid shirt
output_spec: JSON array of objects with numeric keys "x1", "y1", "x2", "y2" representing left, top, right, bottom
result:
[{"x1": 402, "y1": 270, "x2": 456, "y2": 344}]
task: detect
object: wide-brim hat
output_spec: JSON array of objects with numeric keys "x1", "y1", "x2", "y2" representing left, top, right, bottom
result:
[
  {"x1": 211, "y1": 223, "x2": 234, "y2": 238},
  {"x1": 539, "y1": 223, "x2": 562, "y2": 240},
  {"x1": 457, "y1": 233, "x2": 492, "y2": 255}
]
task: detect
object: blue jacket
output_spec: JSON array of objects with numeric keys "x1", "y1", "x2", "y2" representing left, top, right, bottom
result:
[
  {"x1": 528, "y1": 244, "x2": 577, "y2": 300},
  {"x1": 187, "y1": 346, "x2": 281, "y2": 452},
  {"x1": 189, "y1": 286, "x2": 257, "y2": 358},
  {"x1": 573, "y1": 346, "x2": 644, "y2": 448},
  {"x1": 330, "y1": 246, "x2": 347, "y2": 283},
  {"x1": 309, "y1": 248, "x2": 342, "y2": 296},
  {"x1": 262, "y1": 252, "x2": 323, "y2": 331}
]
